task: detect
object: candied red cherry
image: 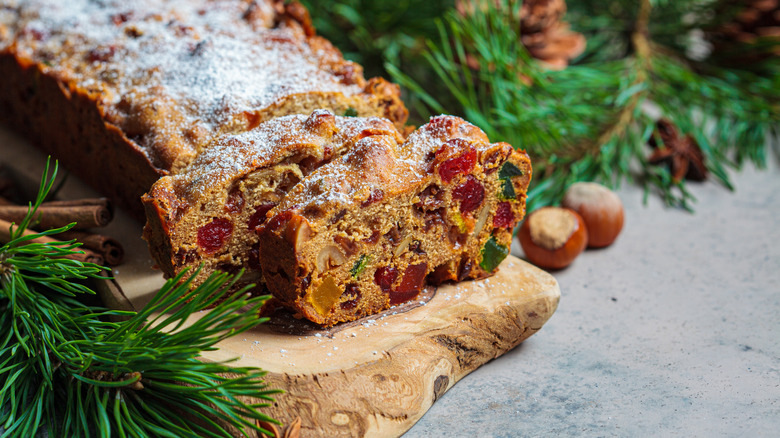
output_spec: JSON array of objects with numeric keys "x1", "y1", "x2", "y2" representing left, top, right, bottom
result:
[
  {"x1": 197, "y1": 218, "x2": 233, "y2": 253},
  {"x1": 437, "y1": 147, "x2": 477, "y2": 184},
  {"x1": 374, "y1": 266, "x2": 398, "y2": 292},
  {"x1": 340, "y1": 284, "x2": 362, "y2": 310},
  {"x1": 390, "y1": 289, "x2": 422, "y2": 306},
  {"x1": 225, "y1": 186, "x2": 244, "y2": 214},
  {"x1": 248, "y1": 203, "x2": 276, "y2": 231},
  {"x1": 452, "y1": 175, "x2": 485, "y2": 213},
  {"x1": 493, "y1": 202, "x2": 515, "y2": 229},
  {"x1": 390, "y1": 263, "x2": 428, "y2": 305}
]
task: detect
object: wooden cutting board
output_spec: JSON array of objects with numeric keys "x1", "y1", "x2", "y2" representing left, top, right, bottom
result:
[
  {"x1": 2, "y1": 127, "x2": 560, "y2": 437},
  {"x1": 119, "y1": 256, "x2": 560, "y2": 438}
]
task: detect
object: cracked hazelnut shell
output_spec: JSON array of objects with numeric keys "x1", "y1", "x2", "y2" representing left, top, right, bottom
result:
[
  {"x1": 561, "y1": 182, "x2": 624, "y2": 248},
  {"x1": 518, "y1": 207, "x2": 588, "y2": 270}
]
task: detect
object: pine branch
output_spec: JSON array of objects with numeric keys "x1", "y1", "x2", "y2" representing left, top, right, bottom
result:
[
  {"x1": 380, "y1": 0, "x2": 779, "y2": 211},
  {"x1": 1, "y1": 160, "x2": 280, "y2": 437}
]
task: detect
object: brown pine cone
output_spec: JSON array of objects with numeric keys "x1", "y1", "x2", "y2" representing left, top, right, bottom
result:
[
  {"x1": 707, "y1": 0, "x2": 780, "y2": 64},
  {"x1": 456, "y1": 0, "x2": 585, "y2": 69},
  {"x1": 523, "y1": 23, "x2": 586, "y2": 70},
  {"x1": 520, "y1": 0, "x2": 567, "y2": 34}
]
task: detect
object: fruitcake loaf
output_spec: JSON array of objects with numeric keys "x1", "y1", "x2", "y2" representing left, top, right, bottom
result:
[
  {"x1": 0, "y1": 0, "x2": 407, "y2": 217},
  {"x1": 142, "y1": 110, "x2": 404, "y2": 290},
  {"x1": 258, "y1": 115, "x2": 532, "y2": 326}
]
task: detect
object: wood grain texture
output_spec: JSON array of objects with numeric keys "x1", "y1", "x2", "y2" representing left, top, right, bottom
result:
[{"x1": 121, "y1": 255, "x2": 560, "y2": 438}]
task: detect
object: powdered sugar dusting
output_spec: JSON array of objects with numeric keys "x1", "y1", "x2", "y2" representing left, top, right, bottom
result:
[
  {"x1": 400, "y1": 115, "x2": 455, "y2": 161},
  {"x1": 1, "y1": 0, "x2": 362, "y2": 161},
  {"x1": 177, "y1": 113, "x2": 396, "y2": 197}
]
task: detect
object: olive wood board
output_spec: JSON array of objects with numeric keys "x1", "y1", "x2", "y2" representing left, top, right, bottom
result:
[
  {"x1": 2, "y1": 128, "x2": 560, "y2": 437},
  {"x1": 118, "y1": 256, "x2": 560, "y2": 438}
]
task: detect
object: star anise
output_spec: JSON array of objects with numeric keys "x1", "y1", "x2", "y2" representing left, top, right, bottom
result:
[{"x1": 647, "y1": 119, "x2": 708, "y2": 183}]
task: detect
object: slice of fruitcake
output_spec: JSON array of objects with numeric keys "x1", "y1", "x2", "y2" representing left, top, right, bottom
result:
[
  {"x1": 257, "y1": 115, "x2": 532, "y2": 326},
  {"x1": 142, "y1": 110, "x2": 403, "y2": 290}
]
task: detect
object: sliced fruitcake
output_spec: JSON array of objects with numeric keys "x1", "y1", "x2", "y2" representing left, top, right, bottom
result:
[
  {"x1": 142, "y1": 110, "x2": 403, "y2": 290},
  {"x1": 257, "y1": 115, "x2": 532, "y2": 326}
]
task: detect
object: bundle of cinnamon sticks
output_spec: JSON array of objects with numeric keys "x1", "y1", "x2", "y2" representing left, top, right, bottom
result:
[{"x1": 0, "y1": 169, "x2": 124, "y2": 266}]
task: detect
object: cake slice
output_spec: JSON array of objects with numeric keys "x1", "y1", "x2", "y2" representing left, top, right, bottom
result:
[
  {"x1": 142, "y1": 110, "x2": 403, "y2": 289},
  {"x1": 0, "y1": 0, "x2": 407, "y2": 217},
  {"x1": 257, "y1": 115, "x2": 532, "y2": 326}
]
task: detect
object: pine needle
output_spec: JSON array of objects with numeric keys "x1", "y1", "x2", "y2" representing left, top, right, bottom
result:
[
  {"x1": 0, "y1": 159, "x2": 280, "y2": 437},
  {"x1": 308, "y1": 0, "x2": 779, "y2": 211}
]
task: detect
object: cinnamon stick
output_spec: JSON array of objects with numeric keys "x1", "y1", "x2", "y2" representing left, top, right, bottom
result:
[
  {"x1": 0, "y1": 218, "x2": 105, "y2": 265},
  {"x1": 0, "y1": 203, "x2": 112, "y2": 230},
  {"x1": 58, "y1": 230, "x2": 125, "y2": 266},
  {"x1": 42, "y1": 197, "x2": 114, "y2": 215}
]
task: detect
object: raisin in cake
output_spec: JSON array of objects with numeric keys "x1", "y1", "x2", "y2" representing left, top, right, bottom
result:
[
  {"x1": 0, "y1": 0, "x2": 407, "y2": 217},
  {"x1": 257, "y1": 115, "x2": 532, "y2": 326},
  {"x1": 142, "y1": 110, "x2": 404, "y2": 290}
]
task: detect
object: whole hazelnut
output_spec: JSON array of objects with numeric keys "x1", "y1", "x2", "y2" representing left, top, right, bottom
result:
[
  {"x1": 518, "y1": 207, "x2": 588, "y2": 270},
  {"x1": 561, "y1": 182, "x2": 624, "y2": 248}
]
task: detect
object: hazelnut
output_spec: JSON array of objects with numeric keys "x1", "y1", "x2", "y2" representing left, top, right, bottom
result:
[
  {"x1": 281, "y1": 213, "x2": 311, "y2": 250},
  {"x1": 518, "y1": 207, "x2": 588, "y2": 269},
  {"x1": 315, "y1": 244, "x2": 347, "y2": 273},
  {"x1": 561, "y1": 182, "x2": 624, "y2": 248}
]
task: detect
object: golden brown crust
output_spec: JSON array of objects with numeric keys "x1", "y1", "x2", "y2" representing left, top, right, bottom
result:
[
  {"x1": 258, "y1": 115, "x2": 532, "y2": 326},
  {"x1": 0, "y1": 1, "x2": 533, "y2": 328},
  {"x1": 0, "y1": 52, "x2": 165, "y2": 217},
  {"x1": 141, "y1": 111, "x2": 403, "y2": 290},
  {"x1": 0, "y1": 0, "x2": 407, "y2": 217}
]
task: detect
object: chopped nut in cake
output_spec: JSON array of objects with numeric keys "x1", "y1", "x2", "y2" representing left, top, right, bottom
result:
[
  {"x1": 142, "y1": 110, "x2": 403, "y2": 292},
  {"x1": 0, "y1": 0, "x2": 407, "y2": 216},
  {"x1": 257, "y1": 115, "x2": 532, "y2": 326}
]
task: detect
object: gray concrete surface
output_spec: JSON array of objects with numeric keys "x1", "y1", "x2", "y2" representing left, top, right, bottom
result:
[
  {"x1": 2, "y1": 126, "x2": 778, "y2": 437},
  {"x1": 405, "y1": 159, "x2": 780, "y2": 437}
]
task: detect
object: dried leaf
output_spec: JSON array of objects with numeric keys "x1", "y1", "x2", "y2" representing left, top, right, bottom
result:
[
  {"x1": 284, "y1": 417, "x2": 302, "y2": 438},
  {"x1": 257, "y1": 419, "x2": 282, "y2": 438}
]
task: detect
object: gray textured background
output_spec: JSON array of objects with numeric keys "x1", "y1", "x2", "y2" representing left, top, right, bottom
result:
[
  {"x1": 2, "y1": 127, "x2": 778, "y2": 437},
  {"x1": 405, "y1": 158, "x2": 780, "y2": 437}
]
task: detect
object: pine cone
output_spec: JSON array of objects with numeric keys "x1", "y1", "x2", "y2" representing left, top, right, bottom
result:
[
  {"x1": 456, "y1": 0, "x2": 585, "y2": 69},
  {"x1": 707, "y1": 0, "x2": 780, "y2": 65},
  {"x1": 520, "y1": 0, "x2": 567, "y2": 34}
]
